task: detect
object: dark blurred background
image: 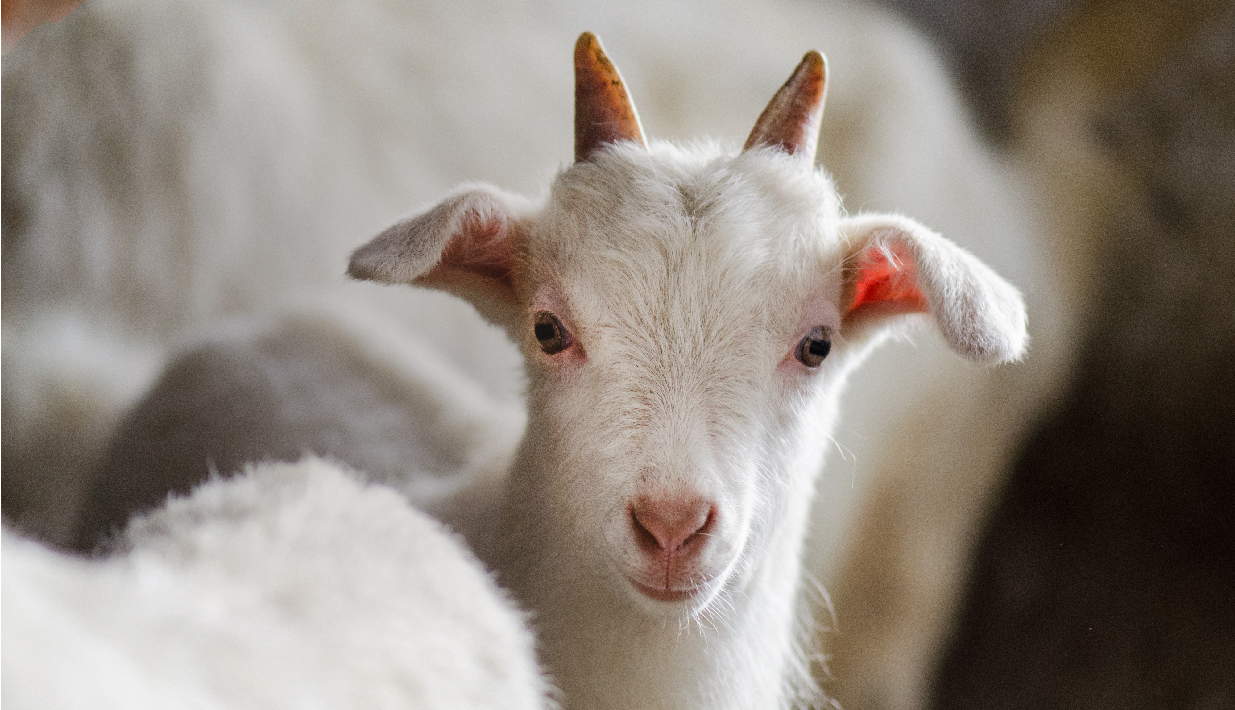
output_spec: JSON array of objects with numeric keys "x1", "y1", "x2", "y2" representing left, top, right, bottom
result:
[{"x1": 870, "y1": 0, "x2": 1235, "y2": 707}]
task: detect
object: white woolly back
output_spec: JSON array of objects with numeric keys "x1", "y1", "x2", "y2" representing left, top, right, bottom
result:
[{"x1": 2, "y1": 459, "x2": 548, "y2": 710}]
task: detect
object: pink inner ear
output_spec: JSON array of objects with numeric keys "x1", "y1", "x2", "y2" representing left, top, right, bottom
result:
[
  {"x1": 845, "y1": 243, "x2": 929, "y2": 320},
  {"x1": 423, "y1": 212, "x2": 519, "y2": 297}
]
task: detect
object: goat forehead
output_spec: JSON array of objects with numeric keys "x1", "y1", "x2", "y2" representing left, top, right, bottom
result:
[
  {"x1": 560, "y1": 208, "x2": 786, "y2": 373},
  {"x1": 545, "y1": 142, "x2": 840, "y2": 250},
  {"x1": 539, "y1": 143, "x2": 842, "y2": 340},
  {"x1": 532, "y1": 147, "x2": 849, "y2": 419}
]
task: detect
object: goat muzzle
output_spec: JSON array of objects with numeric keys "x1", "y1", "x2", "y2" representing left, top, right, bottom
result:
[{"x1": 627, "y1": 496, "x2": 718, "y2": 601}]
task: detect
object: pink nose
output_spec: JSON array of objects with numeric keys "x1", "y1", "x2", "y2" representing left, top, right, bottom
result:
[{"x1": 630, "y1": 496, "x2": 717, "y2": 556}]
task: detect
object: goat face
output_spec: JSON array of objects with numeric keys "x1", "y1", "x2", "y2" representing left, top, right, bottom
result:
[
  {"x1": 518, "y1": 144, "x2": 851, "y2": 612},
  {"x1": 349, "y1": 33, "x2": 1027, "y2": 617}
]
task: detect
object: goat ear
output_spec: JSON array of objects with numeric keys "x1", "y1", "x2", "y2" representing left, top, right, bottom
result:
[
  {"x1": 349, "y1": 188, "x2": 528, "y2": 324},
  {"x1": 839, "y1": 214, "x2": 1027, "y2": 365}
]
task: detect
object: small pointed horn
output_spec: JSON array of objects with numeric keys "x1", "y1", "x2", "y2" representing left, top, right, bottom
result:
[
  {"x1": 575, "y1": 32, "x2": 645, "y2": 162},
  {"x1": 744, "y1": 51, "x2": 827, "y2": 161}
]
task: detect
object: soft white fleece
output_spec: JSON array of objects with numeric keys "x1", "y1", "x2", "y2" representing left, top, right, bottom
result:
[{"x1": 2, "y1": 458, "x2": 549, "y2": 710}]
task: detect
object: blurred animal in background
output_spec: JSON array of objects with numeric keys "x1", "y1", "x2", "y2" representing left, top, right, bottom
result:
[
  {"x1": 3, "y1": 458, "x2": 549, "y2": 710},
  {"x1": 2, "y1": 0, "x2": 1078, "y2": 708}
]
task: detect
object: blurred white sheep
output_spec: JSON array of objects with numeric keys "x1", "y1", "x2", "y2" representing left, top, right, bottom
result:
[{"x1": 2, "y1": 458, "x2": 549, "y2": 710}]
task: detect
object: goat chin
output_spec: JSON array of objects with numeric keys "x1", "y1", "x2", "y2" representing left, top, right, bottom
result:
[{"x1": 4, "y1": 1, "x2": 1071, "y2": 709}]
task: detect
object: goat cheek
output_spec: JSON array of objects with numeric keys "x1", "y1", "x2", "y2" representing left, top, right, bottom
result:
[{"x1": 537, "y1": 345, "x2": 587, "y2": 371}]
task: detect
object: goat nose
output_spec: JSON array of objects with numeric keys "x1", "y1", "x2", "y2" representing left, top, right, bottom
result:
[{"x1": 630, "y1": 497, "x2": 716, "y2": 555}]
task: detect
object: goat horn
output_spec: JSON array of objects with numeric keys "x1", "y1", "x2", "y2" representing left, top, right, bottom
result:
[
  {"x1": 744, "y1": 51, "x2": 827, "y2": 161},
  {"x1": 575, "y1": 32, "x2": 645, "y2": 162}
]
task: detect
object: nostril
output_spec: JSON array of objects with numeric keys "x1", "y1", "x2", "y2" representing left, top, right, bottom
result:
[
  {"x1": 629, "y1": 498, "x2": 716, "y2": 555},
  {"x1": 631, "y1": 510, "x2": 662, "y2": 554},
  {"x1": 685, "y1": 506, "x2": 717, "y2": 546}
]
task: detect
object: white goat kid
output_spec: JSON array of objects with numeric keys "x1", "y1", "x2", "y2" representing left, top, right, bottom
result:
[{"x1": 349, "y1": 33, "x2": 1027, "y2": 710}]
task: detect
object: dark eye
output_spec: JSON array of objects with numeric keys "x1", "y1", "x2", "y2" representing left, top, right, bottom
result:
[
  {"x1": 796, "y1": 326, "x2": 831, "y2": 368},
  {"x1": 534, "y1": 312, "x2": 572, "y2": 355}
]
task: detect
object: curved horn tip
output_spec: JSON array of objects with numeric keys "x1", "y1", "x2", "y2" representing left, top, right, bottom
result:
[
  {"x1": 574, "y1": 31, "x2": 646, "y2": 162},
  {"x1": 574, "y1": 31, "x2": 600, "y2": 58},
  {"x1": 744, "y1": 49, "x2": 829, "y2": 159},
  {"x1": 800, "y1": 50, "x2": 827, "y2": 78}
]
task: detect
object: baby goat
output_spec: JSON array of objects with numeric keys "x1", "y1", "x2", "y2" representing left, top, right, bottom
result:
[{"x1": 348, "y1": 33, "x2": 1027, "y2": 709}]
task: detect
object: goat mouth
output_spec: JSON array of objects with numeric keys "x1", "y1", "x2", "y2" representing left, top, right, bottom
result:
[{"x1": 628, "y1": 577, "x2": 704, "y2": 602}]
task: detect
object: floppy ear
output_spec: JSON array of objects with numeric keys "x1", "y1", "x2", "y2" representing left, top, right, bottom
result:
[
  {"x1": 349, "y1": 187, "x2": 530, "y2": 325},
  {"x1": 839, "y1": 214, "x2": 1028, "y2": 365}
]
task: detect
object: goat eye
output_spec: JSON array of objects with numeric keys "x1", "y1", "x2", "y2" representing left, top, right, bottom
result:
[
  {"x1": 796, "y1": 327, "x2": 831, "y2": 368},
  {"x1": 534, "y1": 312, "x2": 572, "y2": 355}
]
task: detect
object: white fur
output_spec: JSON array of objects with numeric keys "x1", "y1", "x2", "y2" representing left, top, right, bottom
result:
[{"x1": 1, "y1": 458, "x2": 548, "y2": 710}]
